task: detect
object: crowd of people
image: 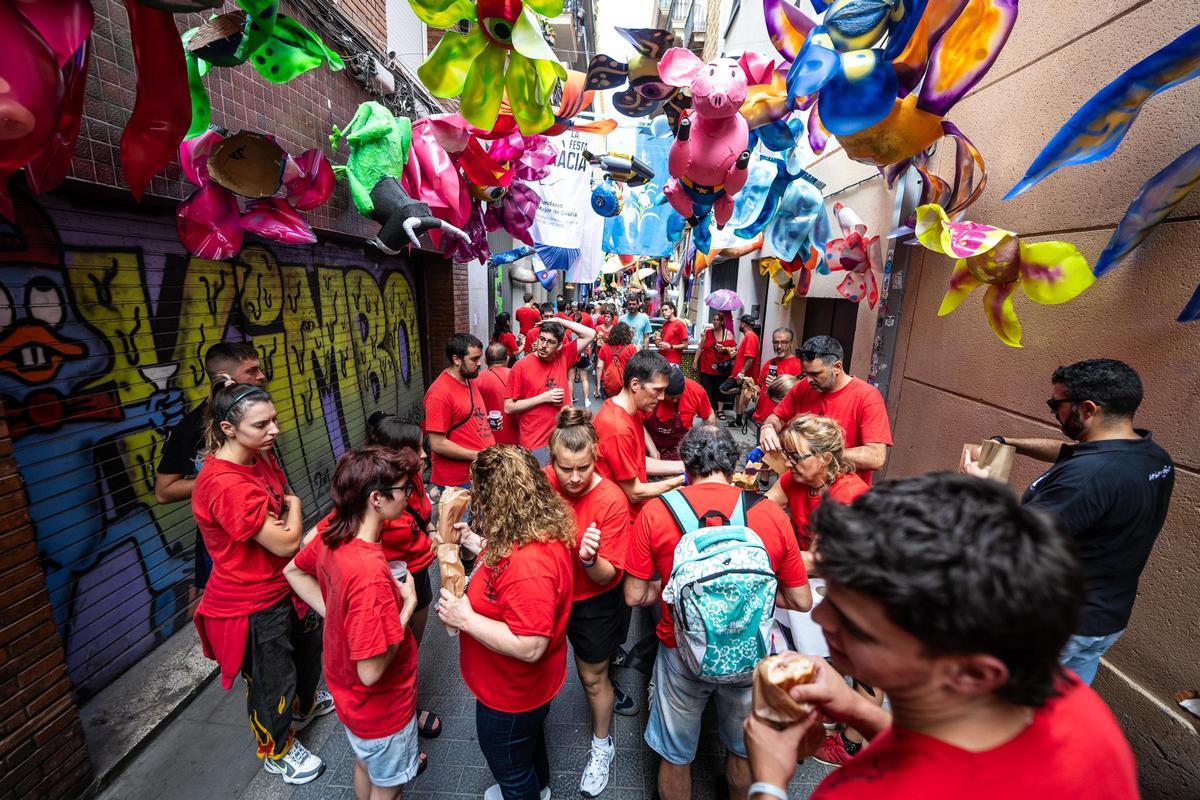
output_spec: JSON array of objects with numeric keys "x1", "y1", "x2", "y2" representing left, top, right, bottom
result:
[{"x1": 158, "y1": 295, "x2": 1174, "y2": 800}]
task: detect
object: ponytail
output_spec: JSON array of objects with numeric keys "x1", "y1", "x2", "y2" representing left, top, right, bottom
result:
[{"x1": 204, "y1": 374, "x2": 272, "y2": 453}]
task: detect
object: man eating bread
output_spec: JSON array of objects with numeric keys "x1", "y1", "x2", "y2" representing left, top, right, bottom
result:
[{"x1": 743, "y1": 474, "x2": 1139, "y2": 800}]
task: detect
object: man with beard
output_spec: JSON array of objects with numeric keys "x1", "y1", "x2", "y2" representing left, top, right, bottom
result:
[
  {"x1": 751, "y1": 328, "x2": 804, "y2": 429},
  {"x1": 759, "y1": 336, "x2": 892, "y2": 484},
  {"x1": 963, "y1": 359, "x2": 1174, "y2": 684},
  {"x1": 423, "y1": 333, "x2": 495, "y2": 491}
]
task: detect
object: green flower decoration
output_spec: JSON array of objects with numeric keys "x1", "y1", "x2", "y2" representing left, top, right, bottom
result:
[{"x1": 410, "y1": 0, "x2": 568, "y2": 135}]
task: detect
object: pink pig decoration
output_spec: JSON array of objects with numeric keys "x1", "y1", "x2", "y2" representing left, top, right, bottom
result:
[
  {"x1": 658, "y1": 48, "x2": 752, "y2": 254},
  {"x1": 824, "y1": 202, "x2": 881, "y2": 309}
]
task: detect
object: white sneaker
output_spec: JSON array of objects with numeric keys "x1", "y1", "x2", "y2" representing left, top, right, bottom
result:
[
  {"x1": 293, "y1": 689, "x2": 336, "y2": 731},
  {"x1": 484, "y1": 785, "x2": 551, "y2": 800},
  {"x1": 262, "y1": 739, "x2": 324, "y2": 785},
  {"x1": 579, "y1": 741, "x2": 615, "y2": 797}
]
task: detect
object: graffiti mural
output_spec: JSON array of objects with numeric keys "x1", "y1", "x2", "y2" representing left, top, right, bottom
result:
[{"x1": 0, "y1": 193, "x2": 425, "y2": 699}]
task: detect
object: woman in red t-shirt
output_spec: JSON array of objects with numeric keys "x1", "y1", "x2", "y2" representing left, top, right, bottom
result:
[
  {"x1": 766, "y1": 414, "x2": 869, "y2": 564},
  {"x1": 491, "y1": 312, "x2": 521, "y2": 366},
  {"x1": 693, "y1": 311, "x2": 737, "y2": 420},
  {"x1": 363, "y1": 412, "x2": 444, "y2": 739},
  {"x1": 596, "y1": 322, "x2": 637, "y2": 399},
  {"x1": 435, "y1": 446, "x2": 574, "y2": 800},
  {"x1": 191, "y1": 379, "x2": 328, "y2": 784},
  {"x1": 546, "y1": 409, "x2": 635, "y2": 797},
  {"x1": 285, "y1": 447, "x2": 425, "y2": 792}
]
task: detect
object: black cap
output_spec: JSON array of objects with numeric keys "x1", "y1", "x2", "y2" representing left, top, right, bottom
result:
[
  {"x1": 739, "y1": 314, "x2": 757, "y2": 328},
  {"x1": 666, "y1": 365, "x2": 686, "y2": 397}
]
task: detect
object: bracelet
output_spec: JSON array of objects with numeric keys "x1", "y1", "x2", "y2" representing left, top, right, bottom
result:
[
  {"x1": 580, "y1": 557, "x2": 596, "y2": 568},
  {"x1": 749, "y1": 782, "x2": 789, "y2": 800}
]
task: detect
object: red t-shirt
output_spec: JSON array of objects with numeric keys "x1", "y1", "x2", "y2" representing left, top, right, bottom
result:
[
  {"x1": 514, "y1": 305, "x2": 541, "y2": 337},
  {"x1": 732, "y1": 329, "x2": 761, "y2": 377},
  {"x1": 778, "y1": 471, "x2": 869, "y2": 549},
  {"x1": 772, "y1": 377, "x2": 893, "y2": 484},
  {"x1": 545, "y1": 469, "x2": 631, "y2": 601},
  {"x1": 812, "y1": 677, "x2": 1138, "y2": 800},
  {"x1": 659, "y1": 318, "x2": 689, "y2": 365},
  {"x1": 507, "y1": 345, "x2": 578, "y2": 449},
  {"x1": 292, "y1": 536, "x2": 416, "y2": 740},
  {"x1": 460, "y1": 540, "x2": 574, "y2": 713},
  {"x1": 598, "y1": 343, "x2": 637, "y2": 370},
  {"x1": 424, "y1": 370, "x2": 495, "y2": 486},
  {"x1": 476, "y1": 365, "x2": 520, "y2": 446},
  {"x1": 698, "y1": 327, "x2": 736, "y2": 375},
  {"x1": 753, "y1": 356, "x2": 804, "y2": 423},
  {"x1": 644, "y1": 379, "x2": 713, "y2": 459},
  {"x1": 594, "y1": 400, "x2": 648, "y2": 515},
  {"x1": 492, "y1": 332, "x2": 519, "y2": 357},
  {"x1": 579, "y1": 312, "x2": 595, "y2": 329},
  {"x1": 625, "y1": 483, "x2": 808, "y2": 648},
  {"x1": 384, "y1": 475, "x2": 435, "y2": 571},
  {"x1": 192, "y1": 453, "x2": 291, "y2": 609}
]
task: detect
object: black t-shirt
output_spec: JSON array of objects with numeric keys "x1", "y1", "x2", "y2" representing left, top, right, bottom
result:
[
  {"x1": 158, "y1": 401, "x2": 208, "y2": 476},
  {"x1": 1022, "y1": 430, "x2": 1174, "y2": 636}
]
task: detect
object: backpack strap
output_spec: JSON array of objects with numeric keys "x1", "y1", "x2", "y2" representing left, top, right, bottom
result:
[{"x1": 661, "y1": 489, "x2": 700, "y2": 533}]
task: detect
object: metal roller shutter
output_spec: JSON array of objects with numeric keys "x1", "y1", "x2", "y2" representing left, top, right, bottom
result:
[{"x1": 0, "y1": 192, "x2": 426, "y2": 701}]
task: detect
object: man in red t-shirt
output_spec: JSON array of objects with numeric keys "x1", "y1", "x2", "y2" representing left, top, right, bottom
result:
[
  {"x1": 506, "y1": 317, "x2": 596, "y2": 463},
  {"x1": 653, "y1": 301, "x2": 690, "y2": 365},
  {"x1": 644, "y1": 366, "x2": 715, "y2": 461},
  {"x1": 514, "y1": 292, "x2": 541, "y2": 345},
  {"x1": 423, "y1": 332, "x2": 495, "y2": 489},
  {"x1": 624, "y1": 423, "x2": 812, "y2": 800},
  {"x1": 743, "y1": 474, "x2": 1139, "y2": 800},
  {"x1": 759, "y1": 335, "x2": 892, "y2": 484},
  {"x1": 752, "y1": 327, "x2": 804, "y2": 425},
  {"x1": 476, "y1": 343, "x2": 520, "y2": 446},
  {"x1": 594, "y1": 350, "x2": 685, "y2": 516},
  {"x1": 523, "y1": 303, "x2": 556, "y2": 354},
  {"x1": 722, "y1": 315, "x2": 762, "y2": 428}
]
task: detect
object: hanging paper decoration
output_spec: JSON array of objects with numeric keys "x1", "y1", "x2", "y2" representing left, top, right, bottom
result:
[
  {"x1": 183, "y1": 0, "x2": 345, "y2": 139},
  {"x1": 591, "y1": 181, "x2": 624, "y2": 217},
  {"x1": 1006, "y1": 23, "x2": 1200, "y2": 200},
  {"x1": 658, "y1": 48, "x2": 753, "y2": 254},
  {"x1": 584, "y1": 151, "x2": 655, "y2": 186},
  {"x1": 410, "y1": 0, "x2": 568, "y2": 135},
  {"x1": 585, "y1": 27, "x2": 691, "y2": 127},
  {"x1": 764, "y1": 0, "x2": 1017, "y2": 218},
  {"x1": 824, "y1": 203, "x2": 880, "y2": 307},
  {"x1": 915, "y1": 204, "x2": 1095, "y2": 347},
  {"x1": 603, "y1": 128, "x2": 674, "y2": 258},
  {"x1": 177, "y1": 128, "x2": 335, "y2": 259}
]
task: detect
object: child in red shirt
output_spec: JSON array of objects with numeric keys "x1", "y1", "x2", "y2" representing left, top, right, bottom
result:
[
  {"x1": 191, "y1": 379, "x2": 329, "y2": 785},
  {"x1": 435, "y1": 446, "x2": 574, "y2": 800},
  {"x1": 287, "y1": 447, "x2": 425, "y2": 796},
  {"x1": 545, "y1": 408, "x2": 635, "y2": 797}
]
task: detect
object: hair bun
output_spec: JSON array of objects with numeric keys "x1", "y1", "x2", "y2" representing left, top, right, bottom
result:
[{"x1": 557, "y1": 406, "x2": 592, "y2": 428}]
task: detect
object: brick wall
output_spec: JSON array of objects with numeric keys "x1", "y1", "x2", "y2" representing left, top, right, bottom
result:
[
  {"x1": 422, "y1": 260, "x2": 472, "y2": 381},
  {"x1": 73, "y1": 0, "x2": 395, "y2": 238},
  {"x1": 0, "y1": 418, "x2": 93, "y2": 800}
]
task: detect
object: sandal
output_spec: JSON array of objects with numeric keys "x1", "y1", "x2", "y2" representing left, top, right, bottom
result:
[
  {"x1": 417, "y1": 709, "x2": 442, "y2": 739},
  {"x1": 717, "y1": 410, "x2": 727, "y2": 421},
  {"x1": 416, "y1": 752, "x2": 429, "y2": 777}
]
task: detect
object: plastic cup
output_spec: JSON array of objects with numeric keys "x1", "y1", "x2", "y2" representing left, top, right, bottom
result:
[{"x1": 488, "y1": 410, "x2": 502, "y2": 430}]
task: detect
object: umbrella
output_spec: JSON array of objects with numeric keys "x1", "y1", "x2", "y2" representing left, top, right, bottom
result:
[{"x1": 705, "y1": 289, "x2": 743, "y2": 311}]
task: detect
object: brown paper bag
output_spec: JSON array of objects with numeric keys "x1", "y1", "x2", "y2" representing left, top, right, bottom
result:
[
  {"x1": 436, "y1": 487, "x2": 471, "y2": 545},
  {"x1": 965, "y1": 439, "x2": 1016, "y2": 483},
  {"x1": 437, "y1": 543, "x2": 467, "y2": 598},
  {"x1": 752, "y1": 654, "x2": 816, "y2": 728},
  {"x1": 761, "y1": 449, "x2": 790, "y2": 476}
]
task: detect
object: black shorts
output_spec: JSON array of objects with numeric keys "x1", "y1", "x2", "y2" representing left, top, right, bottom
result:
[
  {"x1": 576, "y1": 353, "x2": 592, "y2": 369},
  {"x1": 413, "y1": 564, "x2": 433, "y2": 612},
  {"x1": 567, "y1": 585, "x2": 631, "y2": 664}
]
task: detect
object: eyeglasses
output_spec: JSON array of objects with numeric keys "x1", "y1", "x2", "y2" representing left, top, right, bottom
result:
[
  {"x1": 1045, "y1": 398, "x2": 1077, "y2": 413},
  {"x1": 782, "y1": 450, "x2": 818, "y2": 466},
  {"x1": 384, "y1": 483, "x2": 415, "y2": 496}
]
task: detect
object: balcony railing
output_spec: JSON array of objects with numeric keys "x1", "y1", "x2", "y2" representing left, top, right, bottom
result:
[{"x1": 683, "y1": 0, "x2": 707, "y2": 51}]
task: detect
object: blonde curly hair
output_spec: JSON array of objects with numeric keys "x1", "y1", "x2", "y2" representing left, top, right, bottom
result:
[
  {"x1": 470, "y1": 445, "x2": 575, "y2": 566},
  {"x1": 781, "y1": 414, "x2": 852, "y2": 486}
]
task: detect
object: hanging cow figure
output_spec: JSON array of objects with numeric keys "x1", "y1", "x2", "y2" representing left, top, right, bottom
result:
[{"x1": 659, "y1": 48, "x2": 752, "y2": 253}]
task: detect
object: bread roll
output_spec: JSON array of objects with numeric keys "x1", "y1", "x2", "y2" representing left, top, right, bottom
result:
[{"x1": 752, "y1": 653, "x2": 817, "y2": 727}]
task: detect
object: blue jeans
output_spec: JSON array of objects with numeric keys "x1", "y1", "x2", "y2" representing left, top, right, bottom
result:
[
  {"x1": 1060, "y1": 629, "x2": 1124, "y2": 685},
  {"x1": 476, "y1": 700, "x2": 551, "y2": 800}
]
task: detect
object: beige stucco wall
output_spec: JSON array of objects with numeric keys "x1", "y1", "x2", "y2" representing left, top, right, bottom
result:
[{"x1": 717, "y1": 0, "x2": 1200, "y2": 794}]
